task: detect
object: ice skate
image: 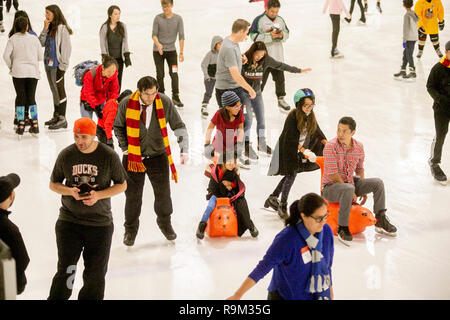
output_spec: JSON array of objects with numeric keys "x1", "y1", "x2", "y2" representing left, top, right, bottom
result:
[
  {"x1": 29, "y1": 119, "x2": 39, "y2": 137},
  {"x1": 44, "y1": 112, "x2": 59, "y2": 127},
  {"x1": 337, "y1": 226, "x2": 352, "y2": 246},
  {"x1": 264, "y1": 195, "x2": 280, "y2": 212},
  {"x1": 277, "y1": 96, "x2": 290, "y2": 112},
  {"x1": 330, "y1": 48, "x2": 344, "y2": 59},
  {"x1": 238, "y1": 156, "x2": 250, "y2": 170},
  {"x1": 393, "y1": 69, "x2": 407, "y2": 80},
  {"x1": 172, "y1": 94, "x2": 184, "y2": 108},
  {"x1": 16, "y1": 120, "x2": 25, "y2": 140},
  {"x1": 374, "y1": 214, "x2": 397, "y2": 237},
  {"x1": 403, "y1": 67, "x2": 416, "y2": 82},
  {"x1": 201, "y1": 104, "x2": 208, "y2": 118},
  {"x1": 430, "y1": 163, "x2": 448, "y2": 186},
  {"x1": 0, "y1": 22, "x2": 5, "y2": 33},
  {"x1": 48, "y1": 116, "x2": 68, "y2": 131}
]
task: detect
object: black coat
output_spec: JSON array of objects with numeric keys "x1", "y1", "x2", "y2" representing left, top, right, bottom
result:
[
  {"x1": 0, "y1": 209, "x2": 30, "y2": 295},
  {"x1": 268, "y1": 111, "x2": 326, "y2": 176},
  {"x1": 427, "y1": 61, "x2": 450, "y2": 116}
]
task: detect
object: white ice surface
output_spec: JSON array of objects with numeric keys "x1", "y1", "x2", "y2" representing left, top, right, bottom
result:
[{"x1": 0, "y1": 0, "x2": 449, "y2": 300}]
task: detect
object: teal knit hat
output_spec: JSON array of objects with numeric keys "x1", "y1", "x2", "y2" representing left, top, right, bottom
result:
[{"x1": 293, "y1": 88, "x2": 315, "y2": 106}]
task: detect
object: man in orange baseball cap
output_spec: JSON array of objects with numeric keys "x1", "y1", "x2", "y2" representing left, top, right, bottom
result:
[{"x1": 48, "y1": 118, "x2": 127, "y2": 300}]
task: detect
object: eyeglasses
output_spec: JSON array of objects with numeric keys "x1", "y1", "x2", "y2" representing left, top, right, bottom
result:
[
  {"x1": 309, "y1": 211, "x2": 329, "y2": 223},
  {"x1": 303, "y1": 103, "x2": 315, "y2": 108}
]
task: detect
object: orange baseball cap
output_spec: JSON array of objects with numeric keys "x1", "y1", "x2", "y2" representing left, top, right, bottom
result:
[{"x1": 73, "y1": 117, "x2": 96, "y2": 135}]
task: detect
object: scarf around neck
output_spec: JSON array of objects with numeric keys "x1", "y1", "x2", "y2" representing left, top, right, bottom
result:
[
  {"x1": 441, "y1": 57, "x2": 450, "y2": 68},
  {"x1": 295, "y1": 222, "x2": 331, "y2": 300},
  {"x1": 125, "y1": 90, "x2": 178, "y2": 183}
]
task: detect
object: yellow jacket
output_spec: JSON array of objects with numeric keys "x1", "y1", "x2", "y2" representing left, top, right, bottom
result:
[{"x1": 415, "y1": 0, "x2": 445, "y2": 34}]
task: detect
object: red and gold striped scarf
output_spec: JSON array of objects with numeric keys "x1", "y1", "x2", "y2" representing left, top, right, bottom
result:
[
  {"x1": 126, "y1": 90, "x2": 178, "y2": 183},
  {"x1": 441, "y1": 57, "x2": 450, "y2": 68}
]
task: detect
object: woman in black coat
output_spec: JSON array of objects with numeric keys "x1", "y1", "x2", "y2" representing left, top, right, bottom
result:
[{"x1": 265, "y1": 88, "x2": 327, "y2": 219}]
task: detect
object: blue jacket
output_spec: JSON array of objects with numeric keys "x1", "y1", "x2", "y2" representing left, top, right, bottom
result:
[{"x1": 248, "y1": 224, "x2": 334, "y2": 300}]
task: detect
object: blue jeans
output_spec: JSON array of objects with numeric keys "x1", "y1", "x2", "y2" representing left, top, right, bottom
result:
[
  {"x1": 201, "y1": 196, "x2": 217, "y2": 222},
  {"x1": 242, "y1": 90, "x2": 265, "y2": 142}
]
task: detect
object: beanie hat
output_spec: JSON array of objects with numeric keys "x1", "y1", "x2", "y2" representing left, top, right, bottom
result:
[
  {"x1": 73, "y1": 117, "x2": 96, "y2": 135},
  {"x1": 294, "y1": 88, "x2": 315, "y2": 105},
  {"x1": 0, "y1": 173, "x2": 20, "y2": 203},
  {"x1": 446, "y1": 41, "x2": 450, "y2": 51},
  {"x1": 221, "y1": 91, "x2": 241, "y2": 107}
]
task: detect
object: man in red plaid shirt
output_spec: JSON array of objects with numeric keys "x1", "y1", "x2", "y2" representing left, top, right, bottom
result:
[{"x1": 321, "y1": 117, "x2": 397, "y2": 244}]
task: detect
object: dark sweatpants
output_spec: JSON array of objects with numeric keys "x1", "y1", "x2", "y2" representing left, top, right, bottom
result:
[
  {"x1": 430, "y1": 109, "x2": 450, "y2": 165},
  {"x1": 261, "y1": 67, "x2": 286, "y2": 98},
  {"x1": 401, "y1": 41, "x2": 416, "y2": 69},
  {"x1": 350, "y1": 0, "x2": 366, "y2": 23},
  {"x1": 271, "y1": 173, "x2": 298, "y2": 204},
  {"x1": 153, "y1": 50, "x2": 179, "y2": 95},
  {"x1": 122, "y1": 153, "x2": 173, "y2": 235},
  {"x1": 48, "y1": 220, "x2": 114, "y2": 300},
  {"x1": 202, "y1": 78, "x2": 216, "y2": 105}
]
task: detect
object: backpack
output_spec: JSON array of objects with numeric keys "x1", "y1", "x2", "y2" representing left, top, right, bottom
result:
[{"x1": 73, "y1": 60, "x2": 99, "y2": 87}]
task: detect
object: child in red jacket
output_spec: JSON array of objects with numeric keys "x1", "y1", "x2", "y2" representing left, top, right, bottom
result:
[
  {"x1": 80, "y1": 55, "x2": 120, "y2": 119},
  {"x1": 96, "y1": 89, "x2": 132, "y2": 149}
]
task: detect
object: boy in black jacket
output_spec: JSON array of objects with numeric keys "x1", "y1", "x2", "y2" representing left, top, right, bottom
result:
[{"x1": 0, "y1": 173, "x2": 29, "y2": 295}]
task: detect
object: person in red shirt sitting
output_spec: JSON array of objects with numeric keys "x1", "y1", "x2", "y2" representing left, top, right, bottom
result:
[
  {"x1": 204, "y1": 91, "x2": 249, "y2": 169},
  {"x1": 96, "y1": 89, "x2": 132, "y2": 149},
  {"x1": 80, "y1": 55, "x2": 119, "y2": 119},
  {"x1": 321, "y1": 117, "x2": 397, "y2": 244}
]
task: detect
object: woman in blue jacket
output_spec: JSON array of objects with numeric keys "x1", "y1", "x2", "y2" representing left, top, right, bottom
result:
[{"x1": 227, "y1": 192, "x2": 334, "y2": 300}]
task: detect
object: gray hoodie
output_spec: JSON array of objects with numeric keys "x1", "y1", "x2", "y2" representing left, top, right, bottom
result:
[
  {"x1": 200, "y1": 36, "x2": 223, "y2": 80},
  {"x1": 403, "y1": 10, "x2": 419, "y2": 42}
]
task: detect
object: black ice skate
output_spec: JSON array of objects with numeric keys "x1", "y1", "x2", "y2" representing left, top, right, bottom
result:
[
  {"x1": 257, "y1": 137, "x2": 272, "y2": 155},
  {"x1": 277, "y1": 201, "x2": 288, "y2": 220},
  {"x1": 29, "y1": 119, "x2": 39, "y2": 136},
  {"x1": 16, "y1": 120, "x2": 25, "y2": 140},
  {"x1": 48, "y1": 116, "x2": 68, "y2": 131},
  {"x1": 172, "y1": 94, "x2": 184, "y2": 108},
  {"x1": 264, "y1": 195, "x2": 280, "y2": 212},
  {"x1": 45, "y1": 112, "x2": 59, "y2": 126},
  {"x1": 201, "y1": 104, "x2": 208, "y2": 117},
  {"x1": 196, "y1": 221, "x2": 207, "y2": 240},
  {"x1": 430, "y1": 163, "x2": 448, "y2": 185},
  {"x1": 375, "y1": 213, "x2": 397, "y2": 237},
  {"x1": 337, "y1": 225, "x2": 352, "y2": 246},
  {"x1": 330, "y1": 48, "x2": 344, "y2": 59},
  {"x1": 394, "y1": 69, "x2": 407, "y2": 80},
  {"x1": 403, "y1": 67, "x2": 416, "y2": 82},
  {"x1": 245, "y1": 141, "x2": 259, "y2": 161}
]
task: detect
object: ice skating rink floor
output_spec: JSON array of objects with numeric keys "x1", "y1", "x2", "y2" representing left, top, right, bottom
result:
[{"x1": 0, "y1": 0, "x2": 449, "y2": 299}]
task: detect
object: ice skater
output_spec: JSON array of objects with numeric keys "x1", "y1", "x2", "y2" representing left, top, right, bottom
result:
[
  {"x1": 200, "y1": 36, "x2": 223, "y2": 117},
  {"x1": 323, "y1": 0, "x2": 351, "y2": 59},
  {"x1": 196, "y1": 151, "x2": 258, "y2": 240},
  {"x1": 265, "y1": 89, "x2": 327, "y2": 219},
  {"x1": 426, "y1": 40, "x2": 450, "y2": 185},
  {"x1": 415, "y1": 0, "x2": 445, "y2": 59},
  {"x1": 3, "y1": 16, "x2": 43, "y2": 138},
  {"x1": 228, "y1": 193, "x2": 334, "y2": 300},
  {"x1": 394, "y1": 0, "x2": 419, "y2": 81},
  {"x1": 321, "y1": 117, "x2": 397, "y2": 245},
  {"x1": 242, "y1": 41, "x2": 311, "y2": 157},
  {"x1": 346, "y1": 0, "x2": 366, "y2": 25},
  {"x1": 39, "y1": 5, "x2": 72, "y2": 131}
]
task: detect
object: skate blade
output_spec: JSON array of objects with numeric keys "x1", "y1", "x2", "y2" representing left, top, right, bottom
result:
[
  {"x1": 45, "y1": 127, "x2": 69, "y2": 132},
  {"x1": 330, "y1": 55, "x2": 344, "y2": 59},
  {"x1": 375, "y1": 227, "x2": 397, "y2": 237},
  {"x1": 238, "y1": 164, "x2": 250, "y2": 170},
  {"x1": 278, "y1": 107, "x2": 290, "y2": 113},
  {"x1": 337, "y1": 235, "x2": 351, "y2": 247},
  {"x1": 435, "y1": 180, "x2": 448, "y2": 186},
  {"x1": 261, "y1": 207, "x2": 277, "y2": 213}
]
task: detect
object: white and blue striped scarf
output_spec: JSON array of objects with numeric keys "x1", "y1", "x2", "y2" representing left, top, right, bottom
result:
[{"x1": 296, "y1": 222, "x2": 331, "y2": 300}]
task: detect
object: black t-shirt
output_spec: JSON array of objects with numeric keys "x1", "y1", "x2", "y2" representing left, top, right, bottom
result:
[{"x1": 50, "y1": 143, "x2": 126, "y2": 226}]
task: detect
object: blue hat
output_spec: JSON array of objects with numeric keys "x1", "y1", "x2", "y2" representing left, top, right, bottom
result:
[
  {"x1": 293, "y1": 88, "x2": 315, "y2": 105},
  {"x1": 221, "y1": 91, "x2": 241, "y2": 107}
]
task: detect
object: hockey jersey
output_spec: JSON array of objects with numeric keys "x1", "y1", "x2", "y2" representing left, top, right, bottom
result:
[{"x1": 414, "y1": 0, "x2": 444, "y2": 35}]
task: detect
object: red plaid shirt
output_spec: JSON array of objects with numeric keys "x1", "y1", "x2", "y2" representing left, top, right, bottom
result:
[{"x1": 322, "y1": 137, "x2": 365, "y2": 189}]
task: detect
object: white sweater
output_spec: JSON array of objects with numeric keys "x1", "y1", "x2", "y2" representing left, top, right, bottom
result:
[{"x1": 3, "y1": 32, "x2": 43, "y2": 79}]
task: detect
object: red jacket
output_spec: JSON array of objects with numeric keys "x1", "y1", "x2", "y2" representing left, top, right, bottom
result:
[
  {"x1": 98, "y1": 99, "x2": 118, "y2": 140},
  {"x1": 80, "y1": 65, "x2": 119, "y2": 109}
]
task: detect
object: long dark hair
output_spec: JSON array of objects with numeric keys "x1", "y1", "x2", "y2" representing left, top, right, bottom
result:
[
  {"x1": 244, "y1": 41, "x2": 268, "y2": 67},
  {"x1": 102, "y1": 5, "x2": 125, "y2": 39},
  {"x1": 220, "y1": 106, "x2": 241, "y2": 123},
  {"x1": 8, "y1": 10, "x2": 34, "y2": 38},
  {"x1": 289, "y1": 96, "x2": 318, "y2": 136},
  {"x1": 46, "y1": 4, "x2": 73, "y2": 38},
  {"x1": 9, "y1": 17, "x2": 28, "y2": 37},
  {"x1": 285, "y1": 193, "x2": 327, "y2": 227}
]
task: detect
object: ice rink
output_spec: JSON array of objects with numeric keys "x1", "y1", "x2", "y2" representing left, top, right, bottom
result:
[{"x1": 0, "y1": 0, "x2": 449, "y2": 299}]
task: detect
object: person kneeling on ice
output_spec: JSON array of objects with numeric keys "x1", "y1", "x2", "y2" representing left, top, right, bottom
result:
[
  {"x1": 266, "y1": 88, "x2": 327, "y2": 219},
  {"x1": 321, "y1": 116, "x2": 397, "y2": 244},
  {"x1": 204, "y1": 90, "x2": 249, "y2": 170},
  {"x1": 96, "y1": 89, "x2": 132, "y2": 149},
  {"x1": 80, "y1": 55, "x2": 119, "y2": 120},
  {"x1": 228, "y1": 193, "x2": 334, "y2": 300},
  {"x1": 196, "y1": 151, "x2": 258, "y2": 240}
]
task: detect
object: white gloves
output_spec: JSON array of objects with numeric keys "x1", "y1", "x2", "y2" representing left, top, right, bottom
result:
[{"x1": 303, "y1": 149, "x2": 317, "y2": 163}]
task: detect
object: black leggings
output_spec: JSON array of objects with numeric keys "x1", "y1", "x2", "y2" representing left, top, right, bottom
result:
[
  {"x1": 271, "y1": 172, "x2": 298, "y2": 204},
  {"x1": 350, "y1": 0, "x2": 366, "y2": 23},
  {"x1": 6, "y1": 0, "x2": 18, "y2": 12},
  {"x1": 430, "y1": 109, "x2": 450, "y2": 165},
  {"x1": 115, "y1": 57, "x2": 124, "y2": 91},
  {"x1": 330, "y1": 14, "x2": 340, "y2": 55},
  {"x1": 12, "y1": 77, "x2": 37, "y2": 107}
]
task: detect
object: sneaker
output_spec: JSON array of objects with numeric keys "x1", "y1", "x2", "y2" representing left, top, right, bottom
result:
[
  {"x1": 277, "y1": 201, "x2": 288, "y2": 220},
  {"x1": 29, "y1": 119, "x2": 39, "y2": 135},
  {"x1": 417, "y1": 51, "x2": 423, "y2": 59},
  {"x1": 264, "y1": 195, "x2": 280, "y2": 211},
  {"x1": 257, "y1": 137, "x2": 272, "y2": 155},
  {"x1": 337, "y1": 225, "x2": 352, "y2": 244},
  {"x1": 123, "y1": 232, "x2": 136, "y2": 246},
  {"x1": 45, "y1": 113, "x2": 59, "y2": 126},
  {"x1": 48, "y1": 116, "x2": 67, "y2": 130},
  {"x1": 430, "y1": 163, "x2": 448, "y2": 185},
  {"x1": 201, "y1": 104, "x2": 208, "y2": 117},
  {"x1": 277, "y1": 96, "x2": 290, "y2": 112},
  {"x1": 245, "y1": 141, "x2": 259, "y2": 161},
  {"x1": 238, "y1": 156, "x2": 250, "y2": 170},
  {"x1": 196, "y1": 221, "x2": 207, "y2": 240},
  {"x1": 394, "y1": 69, "x2": 406, "y2": 80},
  {"x1": 375, "y1": 214, "x2": 397, "y2": 237},
  {"x1": 172, "y1": 94, "x2": 184, "y2": 108},
  {"x1": 249, "y1": 222, "x2": 259, "y2": 238},
  {"x1": 158, "y1": 222, "x2": 177, "y2": 241}
]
